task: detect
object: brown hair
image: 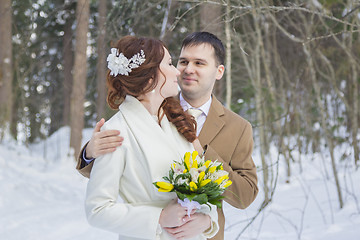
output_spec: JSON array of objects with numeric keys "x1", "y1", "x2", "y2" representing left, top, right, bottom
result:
[{"x1": 106, "y1": 36, "x2": 196, "y2": 142}]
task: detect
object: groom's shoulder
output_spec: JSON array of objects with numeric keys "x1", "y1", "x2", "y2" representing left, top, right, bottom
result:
[{"x1": 217, "y1": 103, "x2": 251, "y2": 130}]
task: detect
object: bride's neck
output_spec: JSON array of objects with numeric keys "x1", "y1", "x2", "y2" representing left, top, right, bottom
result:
[{"x1": 138, "y1": 93, "x2": 164, "y2": 116}]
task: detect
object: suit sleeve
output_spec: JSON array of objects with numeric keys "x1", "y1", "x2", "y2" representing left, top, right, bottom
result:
[
  {"x1": 85, "y1": 145, "x2": 162, "y2": 238},
  {"x1": 75, "y1": 142, "x2": 93, "y2": 178},
  {"x1": 203, "y1": 121, "x2": 258, "y2": 209}
]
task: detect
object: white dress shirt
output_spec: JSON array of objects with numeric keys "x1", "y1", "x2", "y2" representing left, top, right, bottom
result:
[{"x1": 179, "y1": 93, "x2": 212, "y2": 136}]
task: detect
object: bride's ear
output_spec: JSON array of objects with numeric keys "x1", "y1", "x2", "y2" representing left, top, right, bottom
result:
[{"x1": 146, "y1": 78, "x2": 156, "y2": 93}]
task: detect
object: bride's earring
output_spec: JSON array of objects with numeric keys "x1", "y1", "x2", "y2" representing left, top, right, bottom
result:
[{"x1": 148, "y1": 78, "x2": 156, "y2": 94}]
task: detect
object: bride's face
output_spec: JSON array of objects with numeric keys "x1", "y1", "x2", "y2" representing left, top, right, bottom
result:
[{"x1": 156, "y1": 47, "x2": 180, "y2": 98}]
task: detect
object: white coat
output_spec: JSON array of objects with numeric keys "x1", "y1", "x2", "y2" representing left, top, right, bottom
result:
[{"x1": 85, "y1": 95, "x2": 219, "y2": 240}]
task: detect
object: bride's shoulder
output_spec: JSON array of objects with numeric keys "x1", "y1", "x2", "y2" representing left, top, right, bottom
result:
[{"x1": 101, "y1": 111, "x2": 126, "y2": 131}]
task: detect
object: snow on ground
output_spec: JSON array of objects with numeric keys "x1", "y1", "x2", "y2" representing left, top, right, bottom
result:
[{"x1": 0, "y1": 127, "x2": 359, "y2": 239}]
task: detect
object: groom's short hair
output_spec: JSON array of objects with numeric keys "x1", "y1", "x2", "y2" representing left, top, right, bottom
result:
[{"x1": 181, "y1": 31, "x2": 225, "y2": 66}]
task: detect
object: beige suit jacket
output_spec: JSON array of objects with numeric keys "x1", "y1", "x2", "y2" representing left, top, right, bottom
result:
[
  {"x1": 77, "y1": 95, "x2": 258, "y2": 239},
  {"x1": 199, "y1": 96, "x2": 258, "y2": 240}
]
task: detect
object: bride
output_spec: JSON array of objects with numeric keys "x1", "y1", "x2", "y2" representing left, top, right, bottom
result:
[{"x1": 85, "y1": 35, "x2": 219, "y2": 239}]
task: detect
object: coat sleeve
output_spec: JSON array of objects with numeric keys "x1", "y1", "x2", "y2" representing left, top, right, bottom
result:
[
  {"x1": 75, "y1": 142, "x2": 93, "y2": 178},
  {"x1": 203, "y1": 121, "x2": 258, "y2": 209},
  {"x1": 198, "y1": 203, "x2": 219, "y2": 238},
  {"x1": 85, "y1": 141, "x2": 162, "y2": 239}
]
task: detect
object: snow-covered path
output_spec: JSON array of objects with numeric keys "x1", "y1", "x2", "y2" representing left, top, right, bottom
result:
[{"x1": 1, "y1": 127, "x2": 359, "y2": 239}]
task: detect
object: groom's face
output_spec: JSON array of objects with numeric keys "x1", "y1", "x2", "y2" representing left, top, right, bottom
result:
[{"x1": 176, "y1": 43, "x2": 224, "y2": 104}]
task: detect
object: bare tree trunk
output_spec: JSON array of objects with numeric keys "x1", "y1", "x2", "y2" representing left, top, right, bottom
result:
[
  {"x1": 348, "y1": 16, "x2": 359, "y2": 165},
  {"x1": 317, "y1": 7, "x2": 359, "y2": 166},
  {"x1": 270, "y1": 25, "x2": 293, "y2": 180},
  {"x1": 259, "y1": 4, "x2": 291, "y2": 182},
  {"x1": 225, "y1": 0, "x2": 232, "y2": 109},
  {"x1": 236, "y1": 36, "x2": 270, "y2": 204},
  {"x1": 96, "y1": 0, "x2": 107, "y2": 120},
  {"x1": 200, "y1": 0, "x2": 224, "y2": 102},
  {"x1": 303, "y1": 44, "x2": 344, "y2": 209},
  {"x1": 160, "y1": 0, "x2": 172, "y2": 41},
  {"x1": 0, "y1": 0, "x2": 13, "y2": 141},
  {"x1": 250, "y1": 0, "x2": 271, "y2": 203},
  {"x1": 233, "y1": 0, "x2": 272, "y2": 203},
  {"x1": 160, "y1": 0, "x2": 179, "y2": 45},
  {"x1": 297, "y1": 2, "x2": 343, "y2": 208},
  {"x1": 70, "y1": 0, "x2": 90, "y2": 158},
  {"x1": 63, "y1": 9, "x2": 74, "y2": 126}
]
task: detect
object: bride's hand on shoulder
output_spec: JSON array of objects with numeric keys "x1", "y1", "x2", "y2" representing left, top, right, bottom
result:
[{"x1": 86, "y1": 118, "x2": 123, "y2": 159}]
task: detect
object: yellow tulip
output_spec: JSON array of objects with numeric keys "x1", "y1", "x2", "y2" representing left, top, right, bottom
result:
[
  {"x1": 189, "y1": 181, "x2": 198, "y2": 191},
  {"x1": 183, "y1": 169, "x2": 187, "y2": 173},
  {"x1": 184, "y1": 152, "x2": 190, "y2": 170},
  {"x1": 192, "y1": 159, "x2": 198, "y2": 169},
  {"x1": 204, "y1": 160, "x2": 212, "y2": 168},
  {"x1": 208, "y1": 166, "x2": 217, "y2": 173},
  {"x1": 223, "y1": 180, "x2": 232, "y2": 188},
  {"x1": 158, "y1": 188, "x2": 172, "y2": 192},
  {"x1": 198, "y1": 171, "x2": 205, "y2": 182},
  {"x1": 156, "y1": 182, "x2": 174, "y2": 192},
  {"x1": 171, "y1": 163, "x2": 176, "y2": 170},
  {"x1": 214, "y1": 175, "x2": 229, "y2": 185},
  {"x1": 192, "y1": 151, "x2": 198, "y2": 160},
  {"x1": 200, "y1": 179, "x2": 211, "y2": 187}
]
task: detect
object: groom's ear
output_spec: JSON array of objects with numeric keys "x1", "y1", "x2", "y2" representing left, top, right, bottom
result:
[{"x1": 215, "y1": 65, "x2": 225, "y2": 80}]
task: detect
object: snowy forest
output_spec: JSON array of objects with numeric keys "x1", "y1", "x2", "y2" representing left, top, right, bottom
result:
[{"x1": 0, "y1": 0, "x2": 359, "y2": 239}]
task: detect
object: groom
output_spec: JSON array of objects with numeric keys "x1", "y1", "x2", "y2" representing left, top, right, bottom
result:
[{"x1": 77, "y1": 32, "x2": 258, "y2": 239}]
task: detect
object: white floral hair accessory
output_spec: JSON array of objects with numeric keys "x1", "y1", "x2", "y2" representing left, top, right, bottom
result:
[{"x1": 106, "y1": 48, "x2": 146, "y2": 76}]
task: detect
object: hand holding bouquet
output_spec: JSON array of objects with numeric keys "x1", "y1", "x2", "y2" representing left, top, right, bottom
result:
[{"x1": 154, "y1": 151, "x2": 232, "y2": 216}]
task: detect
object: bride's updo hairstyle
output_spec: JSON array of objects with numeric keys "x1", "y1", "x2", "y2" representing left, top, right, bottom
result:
[{"x1": 106, "y1": 36, "x2": 196, "y2": 142}]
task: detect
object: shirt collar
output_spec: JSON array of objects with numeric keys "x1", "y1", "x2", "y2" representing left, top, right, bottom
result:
[{"x1": 179, "y1": 92, "x2": 212, "y2": 116}]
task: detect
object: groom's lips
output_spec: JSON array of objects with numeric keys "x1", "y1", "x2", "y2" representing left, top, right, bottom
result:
[{"x1": 182, "y1": 77, "x2": 197, "y2": 83}]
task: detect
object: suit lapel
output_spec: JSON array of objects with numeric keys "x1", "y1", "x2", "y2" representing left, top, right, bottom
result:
[{"x1": 198, "y1": 96, "x2": 225, "y2": 145}]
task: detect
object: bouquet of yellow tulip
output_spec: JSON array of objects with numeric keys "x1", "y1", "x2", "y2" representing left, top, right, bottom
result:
[{"x1": 153, "y1": 151, "x2": 232, "y2": 214}]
